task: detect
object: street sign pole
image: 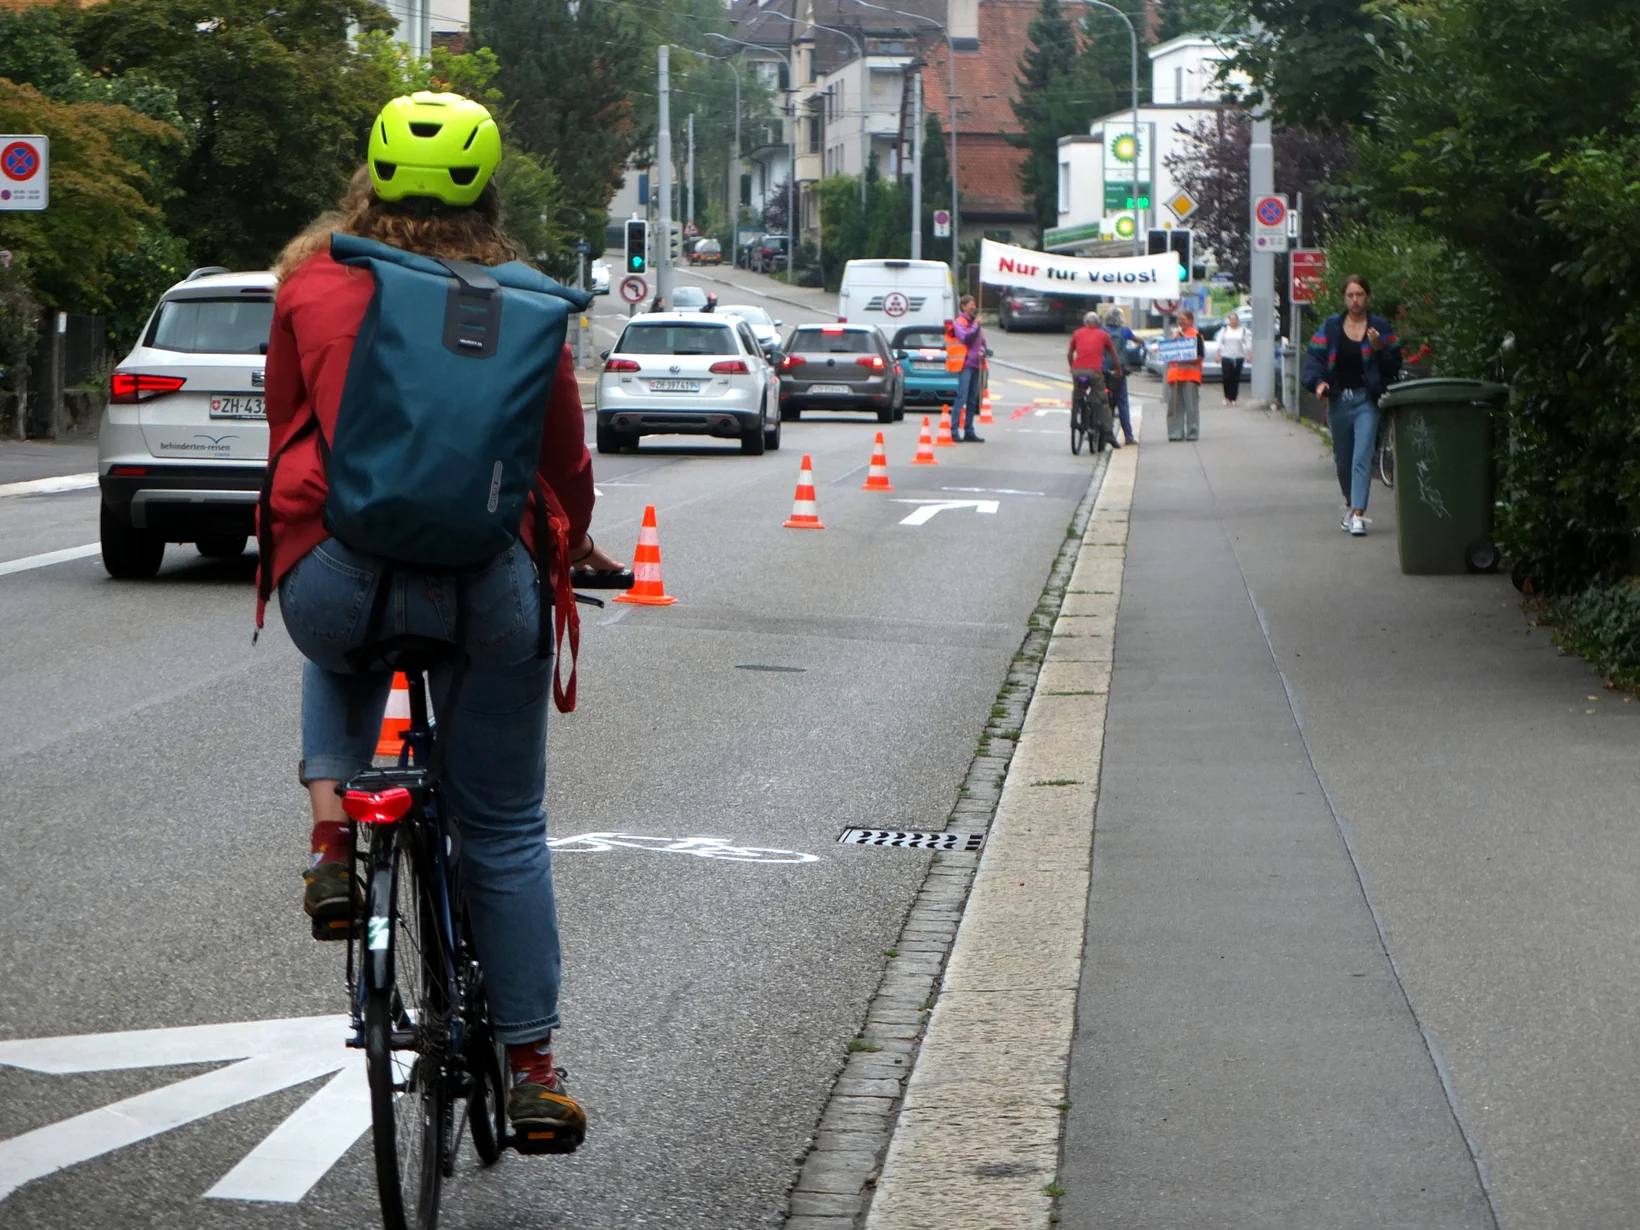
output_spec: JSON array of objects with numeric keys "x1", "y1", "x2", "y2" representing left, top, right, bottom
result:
[
  {"x1": 910, "y1": 72, "x2": 922, "y2": 260},
  {"x1": 1287, "y1": 193, "x2": 1303, "y2": 420},
  {"x1": 1248, "y1": 19, "x2": 1274, "y2": 403},
  {"x1": 656, "y1": 46, "x2": 673, "y2": 309}
]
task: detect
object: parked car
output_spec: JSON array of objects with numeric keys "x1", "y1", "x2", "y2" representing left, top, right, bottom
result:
[
  {"x1": 590, "y1": 260, "x2": 610, "y2": 294},
  {"x1": 889, "y1": 324, "x2": 960, "y2": 408},
  {"x1": 753, "y1": 234, "x2": 790, "y2": 273},
  {"x1": 996, "y1": 286, "x2": 1072, "y2": 333},
  {"x1": 97, "y1": 266, "x2": 276, "y2": 578},
  {"x1": 719, "y1": 304, "x2": 784, "y2": 355},
  {"x1": 689, "y1": 238, "x2": 723, "y2": 265},
  {"x1": 736, "y1": 233, "x2": 763, "y2": 269},
  {"x1": 778, "y1": 324, "x2": 904, "y2": 424},
  {"x1": 595, "y1": 312, "x2": 781, "y2": 455}
]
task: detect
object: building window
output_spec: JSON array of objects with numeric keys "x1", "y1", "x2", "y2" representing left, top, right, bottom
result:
[
  {"x1": 1058, "y1": 162, "x2": 1070, "y2": 214},
  {"x1": 808, "y1": 116, "x2": 820, "y2": 154},
  {"x1": 1174, "y1": 66, "x2": 1184, "y2": 103}
]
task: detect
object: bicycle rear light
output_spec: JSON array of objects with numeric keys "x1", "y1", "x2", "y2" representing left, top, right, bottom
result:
[{"x1": 342, "y1": 786, "x2": 414, "y2": 825}]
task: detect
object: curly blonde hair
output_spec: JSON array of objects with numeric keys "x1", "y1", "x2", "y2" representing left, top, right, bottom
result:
[{"x1": 274, "y1": 167, "x2": 522, "y2": 282}]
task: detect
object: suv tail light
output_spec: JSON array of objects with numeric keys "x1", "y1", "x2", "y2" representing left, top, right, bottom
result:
[
  {"x1": 604, "y1": 358, "x2": 641, "y2": 373},
  {"x1": 780, "y1": 354, "x2": 806, "y2": 370},
  {"x1": 856, "y1": 355, "x2": 885, "y2": 371},
  {"x1": 341, "y1": 786, "x2": 414, "y2": 825},
  {"x1": 709, "y1": 360, "x2": 749, "y2": 374},
  {"x1": 110, "y1": 373, "x2": 187, "y2": 403}
]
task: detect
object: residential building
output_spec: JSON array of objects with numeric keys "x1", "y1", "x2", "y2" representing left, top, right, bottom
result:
[
  {"x1": 379, "y1": 0, "x2": 469, "y2": 59},
  {"x1": 1049, "y1": 33, "x2": 1239, "y2": 255}
]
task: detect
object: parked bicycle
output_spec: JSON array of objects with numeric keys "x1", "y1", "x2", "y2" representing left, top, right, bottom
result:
[
  {"x1": 1375, "y1": 416, "x2": 1395, "y2": 488},
  {"x1": 336, "y1": 568, "x2": 631, "y2": 1230}
]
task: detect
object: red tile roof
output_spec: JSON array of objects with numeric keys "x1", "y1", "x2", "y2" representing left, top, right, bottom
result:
[
  {"x1": 920, "y1": 0, "x2": 1038, "y2": 138},
  {"x1": 953, "y1": 133, "x2": 1028, "y2": 217}
]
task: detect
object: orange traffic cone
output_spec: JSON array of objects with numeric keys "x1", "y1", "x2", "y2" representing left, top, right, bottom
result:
[
  {"x1": 614, "y1": 504, "x2": 677, "y2": 605},
  {"x1": 979, "y1": 391, "x2": 995, "y2": 425},
  {"x1": 784, "y1": 454, "x2": 825, "y2": 528},
  {"x1": 376, "y1": 673, "x2": 411, "y2": 758},
  {"x1": 862, "y1": 432, "x2": 894, "y2": 491},
  {"x1": 912, "y1": 416, "x2": 939, "y2": 465},
  {"x1": 936, "y1": 406, "x2": 956, "y2": 447}
]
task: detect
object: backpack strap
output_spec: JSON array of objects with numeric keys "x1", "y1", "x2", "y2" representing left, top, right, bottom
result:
[
  {"x1": 533, "y1": 477, "x2": 580, "y2": 713},
  {"x1": 255, "y1": 413, "x2": 323, "y2": 636}
]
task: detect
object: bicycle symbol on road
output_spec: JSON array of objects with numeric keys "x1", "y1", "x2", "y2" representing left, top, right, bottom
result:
[{"x1": 2, "y1": 143, "x2": 39, "y2": 182}]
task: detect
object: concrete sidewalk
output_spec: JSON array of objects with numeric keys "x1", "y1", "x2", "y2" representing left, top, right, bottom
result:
[{"x1": 1062, "y1": 389, "x2": 1640, "y2": 1229}]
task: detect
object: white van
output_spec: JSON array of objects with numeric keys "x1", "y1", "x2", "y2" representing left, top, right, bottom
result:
[{"x1": 838, "y1": 259, "x2": 956, "y2": 337}]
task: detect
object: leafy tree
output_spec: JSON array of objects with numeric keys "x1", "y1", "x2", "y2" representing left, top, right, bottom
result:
[
  {"x1": 1153, "y1": 0, "x2": 1227, "y2": 44},
  {"x1": 473, "y1": 0, "x2": 650, "y2": 251},
  {"x1": 0, "y1": 79, "x2": 180, "y2": 313},
  {"x1": 1011, "y1": 0, "x2": 1089, "y2": 243},
  {"x1": 71, "y1": 0, "x2": 398, "y2": 270},
  {"x1": 1214, "y1": 0, "x2": 1381, "y2": 130}
]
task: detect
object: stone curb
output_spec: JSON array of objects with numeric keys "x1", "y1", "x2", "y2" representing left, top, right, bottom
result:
[
  {"x1": 781, "y1": 451, "x2": 1117, "y2": 1229},
  {"x1": 861, "y1": 443, "x2": 1138, "y2": 1229}
]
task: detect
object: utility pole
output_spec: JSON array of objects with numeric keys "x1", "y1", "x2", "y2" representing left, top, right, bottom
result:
[
  {"x1": 910, "y1": 70, "x2": 923, "y2": 259},
  {"x1": 686, "y1": 112, "x2": 696, "y2": 242},
  {"x1": 1286, "y1": 192, "x2": 1303, "y2": 419},
  {"x1": 1248, "y1": 20, "x2": 1274, "y2": 403},
  {"x1": 656, "y1": 45, "x2": 673, "y2": 307}
]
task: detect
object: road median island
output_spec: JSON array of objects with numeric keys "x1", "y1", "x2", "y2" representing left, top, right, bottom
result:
[{"x1": 779, "y1": 445, "x2": 1135, "y2": 1230}]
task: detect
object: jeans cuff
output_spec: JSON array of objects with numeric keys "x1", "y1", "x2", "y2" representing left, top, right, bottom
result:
[
  {"x1": 299, "y1": 754, "x2": 373, "y2": 785},
  {"x1": 493, "y1": 1014, "x2": 561, "y2": 1047}
]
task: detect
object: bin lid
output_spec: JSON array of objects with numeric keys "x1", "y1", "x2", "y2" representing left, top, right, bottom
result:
[{"x1": 1379, "y1": 378, "x2": 1508, "y2": 410}]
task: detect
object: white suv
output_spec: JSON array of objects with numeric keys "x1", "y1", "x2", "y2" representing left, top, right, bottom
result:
[
  {"x1": 97, "y1": 267, "x2": 276, "y2": 577},
  {"x1": 595, "y1": 312, "x2": 781, "y2": 455}
]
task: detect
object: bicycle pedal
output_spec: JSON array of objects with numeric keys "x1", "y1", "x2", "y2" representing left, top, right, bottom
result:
[
  {"x1": 311, "y1": 916, "x2": 353, "y2": 942},
  {"x1": 508, "y1": 1124, "x2": 585, "y2": 1156}
]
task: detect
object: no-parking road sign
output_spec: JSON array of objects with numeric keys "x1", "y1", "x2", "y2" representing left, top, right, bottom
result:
[
  {"x1": 0, "y1": 135, "x2": 48, "y2": 211},
  {"x1": 1253, "y1": 193, "x2": 1288, "y2": 252},
  {"x1": 620, "y1": 275, "x2": 649, "y2": 304}
]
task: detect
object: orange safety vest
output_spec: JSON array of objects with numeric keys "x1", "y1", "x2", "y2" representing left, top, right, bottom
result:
[
  {"x1": 944, "y1": 323, "x2": 966, "y2": 373},
  {"x1": 1165, "y1": 327, "x2": 1203, "y2": 384}
]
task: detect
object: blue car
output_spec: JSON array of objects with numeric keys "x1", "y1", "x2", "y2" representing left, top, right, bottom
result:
[{"x1": 890, "y1": 325, "x2": 959, "y2": 408}]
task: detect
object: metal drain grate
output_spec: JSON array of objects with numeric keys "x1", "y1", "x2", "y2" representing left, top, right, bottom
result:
[{"x1": 838, "y1": 828, "x2": 986, "y2": 852}]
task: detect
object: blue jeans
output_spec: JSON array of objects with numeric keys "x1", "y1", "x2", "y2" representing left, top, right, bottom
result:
[
  {"x1": 1329, "y1": 388, "x2": 1379, "y2": 511},
  {"x1": 1107, "y1": 372, "x2": 1134, "y2": 442},
  {"x1": 954, "y1": 366, "x2": 982, "y2": 435},
  {"x1": 279, "y1": 537, "x2": 561, "y2": 1045}
]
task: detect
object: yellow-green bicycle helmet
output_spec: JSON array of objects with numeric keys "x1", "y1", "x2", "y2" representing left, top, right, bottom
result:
[{"x1": 368, "y1": 92, "x2": 501, "y2": 208}]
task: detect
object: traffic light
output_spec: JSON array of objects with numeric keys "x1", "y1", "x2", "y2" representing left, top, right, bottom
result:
[
  {"x1": 1147, "y1": 228, "x2": 1192, "y2": 280},
  {"x1": 624, "y1": 220, "x2": 648, "y2": 274},
  {"x1": 668, "y1": 221, "x2": 682, "y2": 265}
]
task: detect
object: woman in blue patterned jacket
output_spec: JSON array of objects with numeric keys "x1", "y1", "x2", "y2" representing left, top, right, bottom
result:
[{"x1": 1301, "y1": 274, "x2": 1402, "y2": 537}]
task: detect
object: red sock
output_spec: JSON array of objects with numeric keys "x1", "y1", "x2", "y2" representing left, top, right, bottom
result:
[
  {"x1": 311, "y1": 821, "x2": 350, "y2": 867},
  {"x1": 507, "y1": 1037, "x2": 557, "y2": 1087}
]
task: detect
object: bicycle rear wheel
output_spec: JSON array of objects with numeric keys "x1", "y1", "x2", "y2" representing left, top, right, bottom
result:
[
  {"x1": 1377, "y1": 433, "x2": 1395, "y2": 487},
  {"x1": 365, "y1": 827, "x2": 449, "y2": 1230},
  {"x1": 1070, "y1": 399, "x2": 1085, "y2": 455}
]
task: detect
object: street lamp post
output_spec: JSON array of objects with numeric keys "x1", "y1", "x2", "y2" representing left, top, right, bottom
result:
[
  {"x1": 1081, "y1": 0, "x2": 1141, "y2": 257},
  {"x1": 688, "y1": 48, "x2": 743, "y2": 271},
  {"x1": 759, "y1": 9, "x2": 868, "y2": 211},
  {"x1": 838, "y1": 0, "x2": 959, "y2": 279},
  {"x1": 704, "y1": 33, "x2": 797, "y2": 283}
]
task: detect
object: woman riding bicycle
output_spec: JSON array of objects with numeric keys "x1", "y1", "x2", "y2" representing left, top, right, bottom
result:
[{"x1": 258, "y1": 93, "x2": 621, "y2": 1149}]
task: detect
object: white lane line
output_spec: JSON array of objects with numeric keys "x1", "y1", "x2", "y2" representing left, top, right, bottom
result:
[
  {"x1": 0, "y1": 473, "x2": 98, "y2": 498},
  {"x1": 0, "y1": 544, "x2": 101, "y2": 576}
]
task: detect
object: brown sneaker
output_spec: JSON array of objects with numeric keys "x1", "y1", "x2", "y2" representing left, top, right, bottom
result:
[
  {"x1": 508, "y1": 1068, "x2": 587, "y2": 1154},
  {"x1": 302, "y1": 861, "x2": 359, "y2": 942}
]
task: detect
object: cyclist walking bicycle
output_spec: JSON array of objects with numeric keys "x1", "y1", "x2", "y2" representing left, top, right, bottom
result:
[
  {"x1": 255, "y1": 92, "x2": 625, "y2": 1205},
  {"x1": 1067, "y1": 310, "x2": 1125, "y2": 453},
  {"x1": 1103, "y1": 309, "x2": 1139, "y2": 446}
]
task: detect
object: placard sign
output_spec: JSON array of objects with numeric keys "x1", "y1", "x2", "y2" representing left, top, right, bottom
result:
[
  {"x1": 0, "y1": 135, "x2": 49, "y2": 211},
  {"x1": 1291, "y1": 249, "x2": 1326, "y2": 304},
  {"x1": 977, "y1": 239, "x2": 1181, "y2": 301},
  {"x1": 1156, "y1": 336, "x2": 1201, "y2": 363}
]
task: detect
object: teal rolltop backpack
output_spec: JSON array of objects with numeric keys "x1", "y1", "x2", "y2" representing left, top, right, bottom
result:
[{"x1": 258, "y1": 233, "x2": 592, "y2": 665}]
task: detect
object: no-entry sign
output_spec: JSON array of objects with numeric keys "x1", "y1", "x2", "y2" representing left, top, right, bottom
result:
[{"x1": 0, "y1": 135, "x2": 48, "y2": 211}]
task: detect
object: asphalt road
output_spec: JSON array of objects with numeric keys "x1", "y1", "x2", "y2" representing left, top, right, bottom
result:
[{"x1": 0, "y1": 276, "x2": 1132, "y2": 1228}]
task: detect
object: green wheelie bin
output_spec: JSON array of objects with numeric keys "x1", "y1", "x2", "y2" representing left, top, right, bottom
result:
[{"x1": 1378, "y1": 378, "x2": 1510, "y2": 575}]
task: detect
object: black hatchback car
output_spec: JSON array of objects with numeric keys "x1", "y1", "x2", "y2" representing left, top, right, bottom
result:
[{"x1": 778, "y1": 324, "x2": 905, "y2": 423}]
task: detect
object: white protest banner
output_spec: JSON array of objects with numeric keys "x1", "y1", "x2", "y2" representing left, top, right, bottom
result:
[{"x1": 977, "y1": 239, "x2": 1181, "y2": 302}]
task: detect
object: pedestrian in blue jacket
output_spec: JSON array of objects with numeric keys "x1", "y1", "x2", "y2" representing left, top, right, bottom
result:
[{"x1": 1301, "y1": 274, "x2": 1402, "y2": 536}]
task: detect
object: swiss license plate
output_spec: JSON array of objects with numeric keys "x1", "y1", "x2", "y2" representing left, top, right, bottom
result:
[
  {"x1": 914, "y1": 361, "x2": 944, "y2": 371},
  {"x1": 808, "y1": 383, "x2": 850, "y2": 394},
  {"x1": 649, "y1": 379, "x2": 700, "y2": 393},
  {"x1": 209, "y1": 396, "x2": 265, "y2": 419}
]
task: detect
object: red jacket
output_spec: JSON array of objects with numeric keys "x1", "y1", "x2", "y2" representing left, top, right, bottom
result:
[{"x1": 256, "y1": 251, "x2": 594, "y2": 623}]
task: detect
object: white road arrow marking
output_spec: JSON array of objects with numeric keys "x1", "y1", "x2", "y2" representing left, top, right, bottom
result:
[
  {"x1": 892, "y1": 499, "x2": 1000, "y2": 526},
  {"x1": 1033, "y1": 407, "x2": 1071, "y2": 417},
  {"x1": 0, "y1": 1015, "x2": 366, "y2": 1205}
]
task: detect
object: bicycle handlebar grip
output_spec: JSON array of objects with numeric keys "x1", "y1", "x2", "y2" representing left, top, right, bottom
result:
[{"x1": 571, "y1": 567, "x2": 636, "y2": 590}]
